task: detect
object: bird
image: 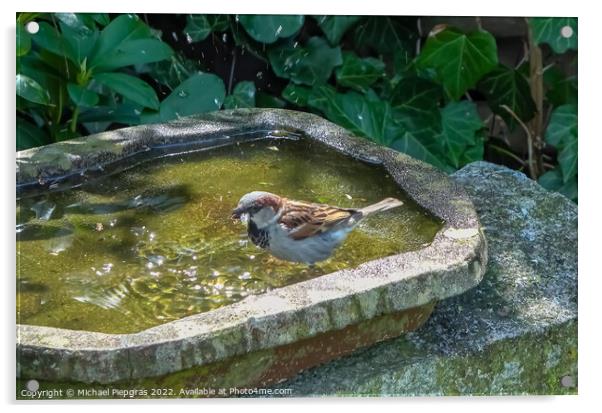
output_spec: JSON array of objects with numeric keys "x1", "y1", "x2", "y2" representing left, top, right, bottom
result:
[{"x1": 231, "y1": 191, "x2": 403, "y2": 264}]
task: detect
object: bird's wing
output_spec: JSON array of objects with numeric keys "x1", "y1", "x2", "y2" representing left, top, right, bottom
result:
[{"x1": 279, "y1": 199, "x2": 356, "y2": 240}]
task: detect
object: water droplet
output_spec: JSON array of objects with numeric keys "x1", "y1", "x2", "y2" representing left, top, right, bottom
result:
[
  {"x1": 185, "y1": 33, "x2": 193, "y2": 44},
  {"x1": 178, "y1": 90, "x2": 188, "y2": 98},
  {"x1": 275, "y1": 25, "x2": 283, "y2": 36},
  {"x1": 141, "y1": 50, "x2": 147, "y2": 55},
  {"x1": 256, "y1": 71, "x2": 263, "y2": 79},
  {"x1": 213, "y1": 98, "x2": 220, "y2": 106},
  {"x1": 171, "y1": 32, "x2": 179, "y2": 41},
  {"x1": 222, "y1": 33, "x2": 228, "y2": 43},
  {"x1": 239, "y1": 272, "x2": 251, "y2": 280}
]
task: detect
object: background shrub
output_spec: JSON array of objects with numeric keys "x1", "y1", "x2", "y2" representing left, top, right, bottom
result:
[{"x1": 16, "y1": 13, "x2": 577, "y2": 201}]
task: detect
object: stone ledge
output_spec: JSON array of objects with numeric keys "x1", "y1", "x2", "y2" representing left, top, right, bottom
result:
[{"x1": 276, "y1": 162, "x2": 578, "y2": 396}]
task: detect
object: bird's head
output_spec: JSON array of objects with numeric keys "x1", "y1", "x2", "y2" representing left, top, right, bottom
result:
[{"x1": 232, "y1": 191, "x2": 283, "y2": 228}]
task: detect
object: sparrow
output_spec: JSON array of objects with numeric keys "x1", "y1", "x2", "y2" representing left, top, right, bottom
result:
[{"x1": 231, "y1": 191, "x2": 403, "y2": 264}]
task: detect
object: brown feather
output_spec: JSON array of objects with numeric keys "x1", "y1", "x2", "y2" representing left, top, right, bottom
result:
[{"x1": 279, "y1": 199, "x2": 356, "y2": 240}]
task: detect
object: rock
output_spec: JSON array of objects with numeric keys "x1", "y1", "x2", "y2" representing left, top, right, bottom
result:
[{"x1": 276, "y1": 162, "x2": 577, "y2": 396}]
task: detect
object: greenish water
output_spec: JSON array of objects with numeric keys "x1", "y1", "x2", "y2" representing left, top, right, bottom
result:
[{"x1": 16, "y1": 137, "x2": 441, "y2": 334}]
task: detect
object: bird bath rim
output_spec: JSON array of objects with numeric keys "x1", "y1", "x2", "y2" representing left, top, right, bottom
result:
[{"x1": 16, "y1": 108, "x2": 487, "y2": 384}]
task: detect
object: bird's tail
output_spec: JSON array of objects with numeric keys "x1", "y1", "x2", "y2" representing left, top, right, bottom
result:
[{"x1": 359, "y1": 197, "x2": 403, "y2": 216}]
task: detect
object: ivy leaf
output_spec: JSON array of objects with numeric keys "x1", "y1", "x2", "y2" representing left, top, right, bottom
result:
[
  {"x1": 17, "y1": 24, "x2": 31, "y2": 56},
  {"x1": 268, "y1": 37, "x2": 342, "y2": 86},
  {"x1": 416, "y1": 27, "x2": 498, "y2": 100},
  {"x1": 282, "y1": 83, "x2": 312, "y2": 107},
  {"x1": 184, "y1": 15, "x2": 230, "y2": 43},
  {"x1": 538, "y1": 168, "x2": 577, "y2": 201},
  {"x1": 478, "y1": 65, "x2": 536, "y2": 130},
  {"x1": 438, "y1": 100, "x2": 484, "y2": 168},
  {"x1": 67, "y1": 83, "x2": 99, "y2": 107},
  {"x1": 314, "y1": 15, "x2": 361, "y2": 45},
  {"x1": 544, "y1": 67, "x2": 577, "y2": 107},
  {"x1": 530, "y1": 17, "x2": 577, "y2": 54},
  {"x1": 307, "y1": 86, "x2": 401, "y2": 146},
  {"x1": 223, "y1": 81, "x2": 256, "y2": 109},
  {"x1": 391, "y1": 77, "x2": 443, "y2": 147},
  {"x1": 94, "y1": 72, "x2": 159, "y2": 110},
  {"x1": 353, "y1": 17, "x2": 416, "y2": 55},
  {"x1": 335, "y1": 52, "x2": 385, "y2": 92},
  {"x1": 16, "y1": 74, "x2": 51, "y2": 106},
  {"x1": 546, "y1": 104, "x2": 577, "y2": 182},
  {"x1": 157, "y1": 72, "x2": 226, "y2": 122},
  {"x1": 238, "y1": 15, "x2": 304, "y2": 44},
  {"x1": 17, "y1": 118, "x2": 51, "y2": 150},
  {"x1": 391, "y1": 132, "x2": 453, "y2": 172}
]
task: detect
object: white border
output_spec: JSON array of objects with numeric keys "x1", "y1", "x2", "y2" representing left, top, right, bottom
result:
[{"x1": 3, "y1": 0, "x2": 598, "y2": 411}]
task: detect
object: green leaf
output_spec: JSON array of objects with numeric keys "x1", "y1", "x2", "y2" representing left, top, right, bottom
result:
[
  {"x1": 335, "y1": 52, "x2": 385, "y2": 92},
  {"x1": 545, "y1": 104, "x2": 577, "y2": 146},
  {"x1": 67, "y1": 83, "x2": 99, "y2": 107},
  {"x1": 268, "y1": 36, "x2": 342, "y2": 86},
  {"x1": 78, "y1": 103, "x2": 142, "y2": 124},
  {"x1": 31, "y1": 22, "x2": 70, "y2": 58},
  {"x1": 91, "y1": 13, "x2": 110, "y2": 26},
  {"x1": 17, "y1": 24, "x2": 31, "y2": 56},
  {"x1": 538, "y1": 168, "x2": 563, "y2": 190},
  {"x1": 238, "y1": 15, "x2": 304, "y2": 44},
  {"x1": 478, "y1": 65, "x2": 536, "y2": 130},
  {"x1": 282, "y1": 83, "x2": 312, "y2": 107},
  {"x1": 391, "y1": 132, "x2": 453, "y2": 172},
  {"x1": 255, "y1": 92, "x2": 286, "y2": 108},
  {"x1": 58, "y1": 19, "x2": 99, "y2": 65},
  {"x1": 353, "y1": 17, "x2": 416, "y2": 55},
  {"x1": 184, "y1": 14, "x2": 230, "y2": 42},
  {"x1": 438, "y1": 100, "x2": 484, "y2": 168},
  {"x1": 314, "y1": 15, "x2": 361, "y2": 45},
  {"x1": 223, "y1": 81, "x2": 256, "y2": 109},
  {"x1": 17, "y1": 118, "x2": 51, "y2": 150},
  {"x1": 307, "y1": 86, "x2": 401, "y2": 146},
  {"x1": 145, "y1": 53, "x2": 199, "y2": 91},
  {"x1": 538, "y1": 168, "x2": 577, "y2": 201},
  {"x1": 544, "y1": 67, "x2": 577, "y2": 107},
  {"x1": 92, "y1": 38, "x2": 173, "y2": 71},
  {"x1": 158, "y1": 72, "x2": 226, "y2": 121},
  {"x1": 530, "y1": 18, "x2": 577, "y2": 54},
  {"x1": 416, "y1": 27, "x2": 498, "y2": 100},
  {"x1": 546, "y1": 104, "x2": 577, "y2": 182},
  {"x1": 16, "y1": 74, "x2": 51, "y2": 106},
  {"x1": 90, "y1": 14, "x2": 166, "y2": 70},
  {"x1": 93, "y1": 72, "x2": 159, "y2": 110},
  {"x1": 391, "y1": 77, "x2": 443, "y2": 147}
]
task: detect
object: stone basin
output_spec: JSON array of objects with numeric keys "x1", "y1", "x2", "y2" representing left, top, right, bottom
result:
[{"x1": 16, "y1": 108, "x2": 487, "y2": 389}]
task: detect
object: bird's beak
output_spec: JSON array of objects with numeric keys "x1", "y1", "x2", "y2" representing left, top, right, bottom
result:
[{"x1": 231, "y1": 207, "x2": 244, "y2": 220}]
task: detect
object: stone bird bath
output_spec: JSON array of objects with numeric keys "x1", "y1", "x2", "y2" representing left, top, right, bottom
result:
[{"x1": 16, "y1": 109, "x2": 487, "y2": 391}]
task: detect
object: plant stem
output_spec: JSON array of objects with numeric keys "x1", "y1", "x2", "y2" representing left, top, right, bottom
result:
[
  {"x1": 70, "y1": 107, "x2": 80, "y2": 133},
  {"x1": 500, "y1": 104, "x2": 536, "y2": 178},
  {"x1": 526, "y1": 18, "x2": 544, "y2": 178}
]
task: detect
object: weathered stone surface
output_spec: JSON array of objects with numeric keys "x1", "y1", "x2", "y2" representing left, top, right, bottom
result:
[
  {"x1": 275, "y1": 162, "x2": 577, "y2": 396},
  {"x1": 16, "y1": 109, "x2": 486, "y2": 384}
]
